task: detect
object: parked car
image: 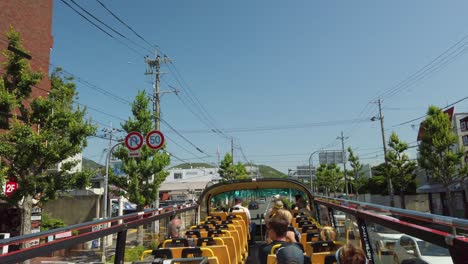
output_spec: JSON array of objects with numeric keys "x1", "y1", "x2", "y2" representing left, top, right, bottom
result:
[
  {"x1": 258, "y1": 197, "x2": 266, "y2": 204},
  {"x1": 393, "y1": 235, "x2": 452, "y2": 264}
]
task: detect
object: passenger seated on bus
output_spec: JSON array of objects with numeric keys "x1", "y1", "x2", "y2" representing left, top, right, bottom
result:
[
  {"x1": 320, "y1": 226, "x2": 337, "y2": 241},
  {"x1": 230, "y1": 196, "x2": 256, "y2": 244},
  {"x1": 335, "y1": 242, "x2": 367, "y2": 264},
  {"x1": 168, "y1": 215, "x2": 184, "y2": 238},
  {"x1": 258, "y1": 209, "x2": 304, "y2": 264},
  {"x1": 265, "y1": 198, "x2": 284, "y2": 226}
]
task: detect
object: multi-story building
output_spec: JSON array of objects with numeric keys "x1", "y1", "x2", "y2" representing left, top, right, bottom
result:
[
  {"x1": 160, "y1": 167, "x2": 220, "y2": 201},
  {"x1": 453, "y1": 112, "x2": 468, "y2": 164}
]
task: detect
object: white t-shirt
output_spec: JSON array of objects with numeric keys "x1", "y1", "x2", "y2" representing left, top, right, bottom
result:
[{"x1": 232, "y1": 204, "x2": 251, "y2": 220}]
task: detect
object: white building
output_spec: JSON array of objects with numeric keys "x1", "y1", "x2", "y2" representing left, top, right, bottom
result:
[
  {"x1": 160, "y1": 167, "x2": 221, "y2": 201},
  {"x1": 453, "y1": 113, "x2": 468, "y2": 164}
]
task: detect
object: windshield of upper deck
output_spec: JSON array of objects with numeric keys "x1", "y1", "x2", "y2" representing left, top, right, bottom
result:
[{"x1": 209, "y1": 188, "x2": 308, "y2": 212}]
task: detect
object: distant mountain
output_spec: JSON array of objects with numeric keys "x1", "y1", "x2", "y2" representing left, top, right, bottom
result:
[
  {"x1": 82, "y1": 158, "x2": 104, "y2": 170},
  {"x1": 170, "y1": 163, "x2": 215, "y2": 169},
  {"x1": 258, "y1": 165, "x2": 287, "y2": 178}
]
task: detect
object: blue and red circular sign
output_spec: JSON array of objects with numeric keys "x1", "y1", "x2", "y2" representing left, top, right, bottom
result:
[
  {"x1": 124, "y1": 131, "x2": 144, "y2": 151},
  {"x1": 146, "y1": 130, "x2": 165, "y2": 150}
]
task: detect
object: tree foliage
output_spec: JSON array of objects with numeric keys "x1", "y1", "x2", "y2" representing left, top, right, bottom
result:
[
  {"x1": 218, "y1": 153, "x2": 248, "y2": 181},
  {"x1": 110, "y1": 91, "x2": 170, "y2": 209},
  {"x1": 347, "y1": 147, "x2": 367, "y2": 196},
  {"x1": 418, "y1": 105, "x2": 468, "y2": 215},
  {"x1": 386, "y1": 132, "x2": 417, "y2": 208},
  {"x1": 315, "y1": 163, "x2": 343, "y2": 197},
  {"x1": 0, "y1": 28, "x2": 96, "y2": 238}
]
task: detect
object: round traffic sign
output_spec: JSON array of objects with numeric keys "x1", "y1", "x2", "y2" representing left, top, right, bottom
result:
[
  {"x1": 125, "y1": 131, "x2": 144, "y2": 151},
  {"x1": 146, "y1": 130, "x2": 165, "y2": 150}
]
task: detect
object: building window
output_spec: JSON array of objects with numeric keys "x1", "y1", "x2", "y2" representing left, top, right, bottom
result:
[
  {"x1": 461, "y1": 120, "x2": 467, "y2": 132},
  {"x1": 463, "y1": 135, "x2": 468, "y2": 146},
  {"x1": 174, "y1": 173, "x2": 182, "y2": 180}
]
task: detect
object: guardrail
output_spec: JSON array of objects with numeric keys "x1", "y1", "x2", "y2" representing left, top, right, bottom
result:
[
  {"x1": 0, "y1": 203, "x2": 198, "y2": 264},
  {"x1": 312, "y1": 195, "x2": 468, "y2": 264}
]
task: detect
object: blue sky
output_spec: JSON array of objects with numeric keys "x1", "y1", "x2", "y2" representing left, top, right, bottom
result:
[{"x1": 50, "y1": 0, "x2": 468, "y2": 173}]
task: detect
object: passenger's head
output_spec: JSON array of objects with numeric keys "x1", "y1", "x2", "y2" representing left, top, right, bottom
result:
[
  {"x1": 295, "y1": 194, "x2": 303, "y2": 202},
  {"x1": 268, "y1": 209, "x2": 292, "y2": 240},
  {"x1": 336, "y1": 243, "x2": 367, "y2": 264},
  {"x1": 234, "y1": 196, "x2": 242, "y2": 205},
  {"x1": 273, "y1": 200, "x2": 284, "y2": 209},
  {"x1": 320, "y1": 226, "x2": 336, "y2": 241},
  {"x1": 297, "y1": 198, "x2": 308, "y2": 209}
]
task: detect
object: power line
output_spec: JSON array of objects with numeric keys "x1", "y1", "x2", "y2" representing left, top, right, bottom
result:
[
  {"x1": 95, "y1": 0, "x2": 156, "y2": 49},
  {"x1": 68, "y1": 0, "x2": 152, "y2": 54},
  {"x1": 59, "y1": 0, "x2": 146, "y2": 57},
  {"x1": 393, "y1": 95, "x2": 468, "y2": 127}
]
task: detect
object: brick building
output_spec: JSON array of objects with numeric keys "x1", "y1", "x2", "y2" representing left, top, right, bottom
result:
[
  {"x1": 0, "y1": 0, "x2": 54, "y2": 240},
  {"x1": 0, "y1": 0, "x2": 53, "y2": 96}
]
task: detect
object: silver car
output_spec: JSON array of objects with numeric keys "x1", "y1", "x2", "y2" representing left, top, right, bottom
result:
[{"x1": 393, "y1": 235, "x2": 452, "y2": 264}]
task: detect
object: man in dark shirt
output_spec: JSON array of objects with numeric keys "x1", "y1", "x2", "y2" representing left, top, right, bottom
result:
[{"x1": 258, "y1": 209, "x2": 304, "y2": 264}]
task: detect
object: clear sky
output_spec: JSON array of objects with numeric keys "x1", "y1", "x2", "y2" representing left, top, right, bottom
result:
[{"x1": 50, "y1": 0, "x2": 468, "y2": 173}]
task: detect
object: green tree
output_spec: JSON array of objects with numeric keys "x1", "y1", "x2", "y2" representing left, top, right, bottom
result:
[
  {"x1": 110, "y1": 90, "x2": 170, "y2": 244},
  {"x1": 386, "y1": 132, "x2": 416, "y2": 209},
  {"x1": 347, "y1": 147, "x2": 366, "y2": 197},
  {"x1": 369, "y1": 163, "x2": 389, "y2": 195},
  {"x1": 218, "y1": 153, "x2": 248, "y2": 181},
  {"x1": 315, "y1": 163, "x2": 343, "y2": 197},
  {"x1": 0, "y1": 29, "x2": 96, "y2": 240},
  {"x1": 418, "y1": 106, "x2": 468, "y2": 216}
]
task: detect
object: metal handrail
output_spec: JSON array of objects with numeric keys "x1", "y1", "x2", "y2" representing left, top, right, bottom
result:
[
  {"x1": 314, "y1": 195, "x2": 468, "y2": 230},
  {"x1": 0, "y1": 204, "x2": 198, "y2": 264}
]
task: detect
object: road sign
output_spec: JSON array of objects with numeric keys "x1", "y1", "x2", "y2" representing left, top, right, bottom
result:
[
  {"x1": 5, "y1": 181, "x2": 17, "y2": 197},
  {"x1": 146, "y1": 130, "x2": 165, "y2": 150},
  {"x1": 319, "y1": 150, "x2": 346, "y2": 164},
  {"x1": 124, "y1": 131, "x2": 144, "y2": 151}
]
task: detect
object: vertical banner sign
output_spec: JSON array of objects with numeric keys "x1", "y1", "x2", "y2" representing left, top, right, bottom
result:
[
  {"x1": 124, "y1": 131, "x2": 144, "y2": 157},
  {"x1": 357, "y1": 217, "x2": 375, "y2": 263},
  {"x1": 30, "y1": 206, "x2": 42, "y2": 246}
]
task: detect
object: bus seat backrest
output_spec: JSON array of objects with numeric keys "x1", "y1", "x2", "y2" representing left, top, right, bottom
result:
[
  {"x1": 197, "y1": 224, "x2": 211, "y2": 231},
  {"x1": 298, "y1": 220, "x2": 312, "y2": 228},
  {"x1": 227, "y1": 214, "x2": 240, "y2": 220},
  {"x1": 208, "y1": 229, "x2": 227, "y2": 237},
  {"x1": 207, "y1": 215, "x2": 222, "y2": 221},
  {"x1": 312, "y1": 241, "x2": 335, "y2": 253},
  {"x1": 186, "y1": 230, "x2": 201, "y2": 238},
  {"x1": 197, "y1": 237, "x2": 217, "y2": 246},
  {"x1": 306, "y1": 231, "x2": 320, "y2": 242},
  {"x1": 152, "y1": 248, "x2": 173, "y2": 259},
  {"x1": 163, "y1": 238, "x2": 189, "y2": 248},
  {"x1": 301, "y1": 224, "x2": 319, "y2": 233},
  {"x1": 204, "y1": 220, "x2": 218, "y2": 226},
  {"x1": 302, "y1": 224, "x2": 318, "y2": 233},
  {"x1": 215, "y1": 224, "x2": 229, "y2": 230},
  {"x1": 181, "y1": 247, "x2": 202, "y2": 258}
]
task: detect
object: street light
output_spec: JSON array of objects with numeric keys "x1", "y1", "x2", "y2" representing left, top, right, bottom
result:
[{"x1": 308, "y1": 151, "x2": 319, "y2": 193}]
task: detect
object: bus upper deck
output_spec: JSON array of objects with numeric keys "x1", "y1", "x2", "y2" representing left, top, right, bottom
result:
[{"x1": 0, "y1": 178, "x2": 467, "y2": 264}]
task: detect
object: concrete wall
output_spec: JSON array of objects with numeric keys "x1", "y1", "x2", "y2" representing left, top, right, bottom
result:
[
  {"x1": 43, "y1": 195, "x2": 101, "y2": 226},
  {"x1": 356, "y1": 194, "x2": 430, "y2": 213}
]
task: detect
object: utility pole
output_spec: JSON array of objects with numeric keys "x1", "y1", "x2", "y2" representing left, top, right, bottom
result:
[
  {"x1": 231, "y1": 138, "x2": 234, "y2": 164},
  {"x1": 145, "y1": 51, "x2": 171, "y2": 130},
  {"x1": 337, "y1": 131, "x2": 349, "y2": 196},
  {"x1": 101, "y1": 126, "x2": 122, "y2": 263},
  {"x1": 377, "y1": 98, "x2": 394, "y2": 207}
]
